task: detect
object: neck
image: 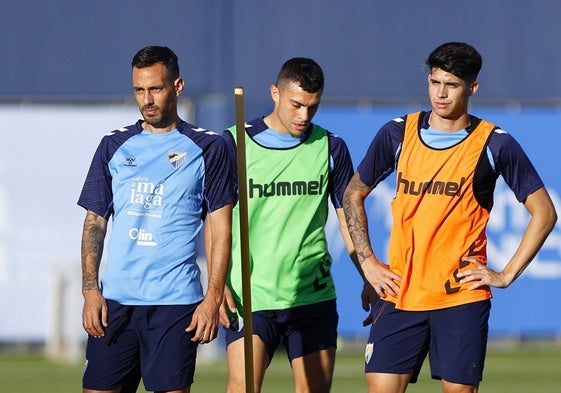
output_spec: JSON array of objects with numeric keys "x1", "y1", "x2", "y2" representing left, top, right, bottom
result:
[
  {"x1": 263, "y1": 113, "x2": 285, "y2": 134},
  {"x1": 142, "y1": 116, "x2": 181, "y2": 134},
  {"x1": 428, "y1": 112, "x2": 470, "y2": 132}
]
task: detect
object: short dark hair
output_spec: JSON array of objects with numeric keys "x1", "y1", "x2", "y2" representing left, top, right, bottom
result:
[
  {"x1": 131, "y1": 46, "x2": 180, "y2": 79},
  {"x1": 426, "y1": 42, "x2": 482, "y2": 83},
  {"x1": 276, "y1": 57, "x2": 324, "y2": 93}
]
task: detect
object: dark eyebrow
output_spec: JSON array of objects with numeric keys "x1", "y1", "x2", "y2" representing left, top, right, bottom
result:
[
  {"x1": 289, "y1": 98, "x2": 320, "y2": 107},
  {"x1": 289, "y1": 98, "x2": 304, "y2": 106},
  {"x1": 429, "y1": 77, "x2": 460, "y2": 86}
]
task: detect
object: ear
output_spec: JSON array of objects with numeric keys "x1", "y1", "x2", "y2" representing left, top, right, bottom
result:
[
  {"x1": 270, "y1": 85, "x2": 279, "y2": 103},
  {"x1": 175, "y1": 78, "x2": 185, "y2": 96},
  {"x1": 469, "y1": 81, "x2": 479, "y2": 96}
]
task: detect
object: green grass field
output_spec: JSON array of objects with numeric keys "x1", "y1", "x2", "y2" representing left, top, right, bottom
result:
[{"x1": 1, "y1": 345, "x2": 560, "y2": 392}]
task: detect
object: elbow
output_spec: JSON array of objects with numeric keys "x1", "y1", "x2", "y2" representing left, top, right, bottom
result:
[
  {"x1": 540, "y1": 203, "x2": 558, "y2": 235},
  {"x1": 547, "y1": 208, "x2": 558, "y2": 233}
]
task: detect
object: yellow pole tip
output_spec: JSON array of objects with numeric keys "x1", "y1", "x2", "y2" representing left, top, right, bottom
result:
[{"x1": 234, "y1": 87, "x2": 244, "y2": 95}]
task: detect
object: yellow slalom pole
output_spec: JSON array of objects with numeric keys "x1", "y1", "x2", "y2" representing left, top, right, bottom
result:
[{"x1": 234, "y1": 87, "x2": 254, "y2": 393}]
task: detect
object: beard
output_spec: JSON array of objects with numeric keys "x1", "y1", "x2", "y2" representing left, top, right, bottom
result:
[{"x1": 141, "y1": 105, "x2": 173, "y2": 129}]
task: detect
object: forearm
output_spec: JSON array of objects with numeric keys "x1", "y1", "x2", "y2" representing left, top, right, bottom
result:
[
  {"x1": 205, "y1": 204, "x2": 233, "y2": 305},
  {"x1": 342, "y1": 174, "x2": 376, "y2": 266},
  {"x1": 81, "y1": 210, "x2": 107, "y2": 292},
  {"x1": 336, "y1": 207, "x2": 366, "y2": 282},
  {"x1": 207, "y1": 237, "x2": 230, "y2": 303},
  {"x1": 498, "y1": 187, "x2": 557, "y2": 284}
]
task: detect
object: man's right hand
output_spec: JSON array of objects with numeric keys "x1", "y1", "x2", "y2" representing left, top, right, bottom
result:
[{"x1": 82, "y1": 289, "x2": 108, "y2": 338}]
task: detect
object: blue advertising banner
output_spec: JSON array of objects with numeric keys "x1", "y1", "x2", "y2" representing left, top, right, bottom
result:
[{"x1": 316, "y1": 105, "x2": 561, "y2": 338}]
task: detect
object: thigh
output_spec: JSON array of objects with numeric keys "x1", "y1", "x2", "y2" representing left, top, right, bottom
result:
[
  {"x1": 225, "y1": 310, "x2": 283, "y2": 360},
  {"x1": 281, "y1": 301, "x2": 338, "y2": 392},
  {"x1": 291, "y1": 347, "x2": 336, "y2": 393},
  {"x1": 365, "y1": 300, "x2": 429, "y2": 382},
  {"x1": 366, "y1": 372, "x2": 411, "y2": 393},
  {"x1": 429, "y1": 300, "x2": 490, "y2": 385},
  {"x1": 82, "y1": 301, "x2": 140, "y2": 391},
  {"x1": 139, "y1": 303, "x2": 200, "y2": 392},
  {"x1": 226, "y1": 334, "x2": 270, "y2": 392}
]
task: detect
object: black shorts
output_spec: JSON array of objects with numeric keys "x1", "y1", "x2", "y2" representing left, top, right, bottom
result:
[
  {"x1": 365, "y1": 300, "x2": 490, "y2": 384},
  {"x1": 225, "y1": 299, "x2": 338, "y2": 361},
  {"x1": 83, "y1": 299, "x2": 200, "y2": 391}
]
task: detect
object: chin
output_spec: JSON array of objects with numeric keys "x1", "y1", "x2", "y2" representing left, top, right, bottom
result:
[
  {"x1": 145, "y1": 118, "x2": 166, "y2": 128},
  {"x1": 290, "y1": 131, "x2": 305, "y2": 138}
]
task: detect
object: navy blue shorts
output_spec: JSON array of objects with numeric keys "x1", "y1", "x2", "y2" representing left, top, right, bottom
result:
[
  {"x1": 224, "y1": 299, "x2": 338, "y2": 361},
  {"x1": 82, "y1": 299, "x2": 200, "y2": 391},
  {"x1": 364, "y1": 300, "x2": 490, "y2": 384}
]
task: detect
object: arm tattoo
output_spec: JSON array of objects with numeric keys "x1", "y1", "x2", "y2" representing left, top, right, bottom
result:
[
  {"x1": 343, "y1": 175, "x2": 374, "y2": 264},
  {"x1": 81, "y1": 211, "x2": 107, "y2": 291}
]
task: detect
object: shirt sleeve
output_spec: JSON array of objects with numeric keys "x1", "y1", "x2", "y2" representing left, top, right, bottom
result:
[
  {"x1": 488, "y1": 130, "x2": 544, "y2": 202},
  {"x1": 221, "y1": 129, "x2": 238, "y2": 184},
  {"x1": 77, "y1": 125, "x2": 140, "y2": 218},
  {"x1": 357, "y1": 117, "x2": 405, "y2": 188},
  {"x1": 77, "y1": 136, "x2": 115, "y2": 218},
  {"x1": 328, "y1": 132, "x2": 354, "y2": 208},
  {"x1": 203, "y1": 134, "x2": 237, "y2": 212}
]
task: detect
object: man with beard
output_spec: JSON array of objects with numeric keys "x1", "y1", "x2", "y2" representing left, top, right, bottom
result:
[{"x1": 78, "y1": 46, "x2": 234, "y2": 393}]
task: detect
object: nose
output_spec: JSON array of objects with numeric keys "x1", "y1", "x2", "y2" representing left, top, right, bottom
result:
[
  {"x1": 297, "y1": 106, "x2": 311, "y2": 121},
  {"x1": 142, "y1": 90, "x2": 154, "y2": 105},
  {"x1": 436, "y1": 84, "x2": 447, "y2": 98}
]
